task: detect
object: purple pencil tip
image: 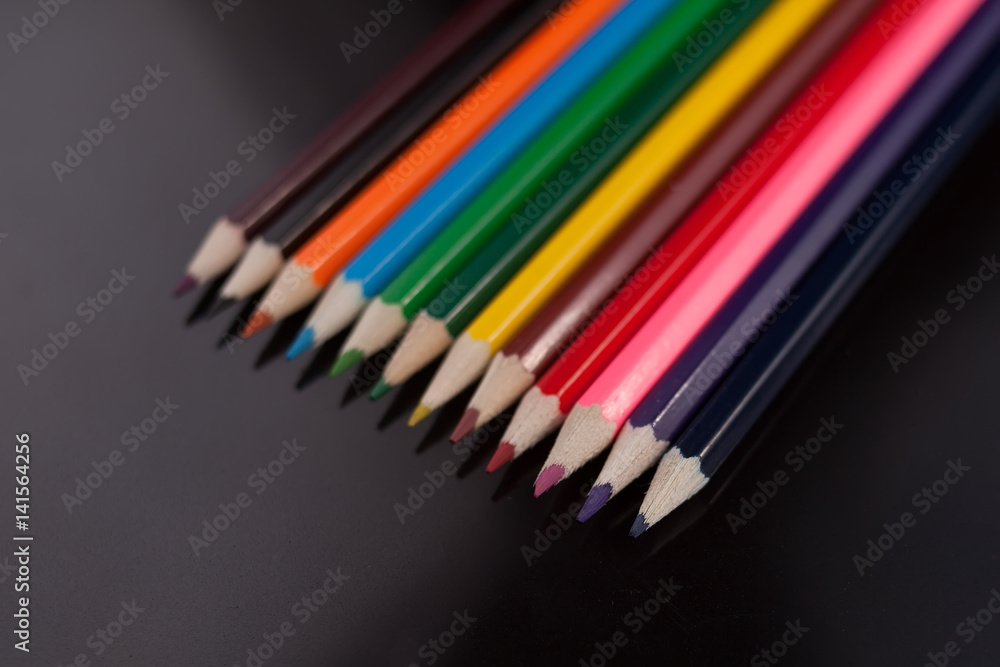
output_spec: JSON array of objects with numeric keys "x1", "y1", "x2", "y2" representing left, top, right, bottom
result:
[{"x1": 577, "y1": 483, "x2": 613, "y2": 522}]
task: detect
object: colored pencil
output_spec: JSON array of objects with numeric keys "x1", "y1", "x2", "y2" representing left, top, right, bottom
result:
[
  {"x1": 632, "y1": 33, "x2": 1000, "y2": 535},
  {"x1": 244, "y1": 0, "x2": 671, "y2": 339},
  {"x1": 286, "y1": 0, "x2": 682, "y2": 351},
  {"x1": 537, "y1": 0, "x2": 985, "y2": 496},
  {"x1": 373, "y1": 191, "x2": 569, "y2": 398},
  {"x1": 214, "y1": 0, "x2": 557, "y2": 307},
  {"x1": 176, "y1": 0, "x2": 532, "y2": 296},
  {"x1": 374, "y1": 0, "x2": 774, "y2": 397},
  {"x1": 471, "y1": 0, "x2": 878, "y2": 456},
  {"x1": 527, "y1": 0, "x2": 887, "y2": 487},
  {"x1": 232, "y1": 0, "x2": 625, "y2": 335},
  {"x1": 582, "y1": 1, "x2": 1000, "y2": 521},
  {"x1": 412, "y1": 0, "x2": 840, "y2": 427},
  {"x1": 331, "y1": 0, "x2": 773, "y2": 374}
]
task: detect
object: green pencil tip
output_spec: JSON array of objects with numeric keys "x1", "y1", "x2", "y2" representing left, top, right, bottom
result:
[
  {"x1": 369, "y1": 377, "x2": 393, "y2": 401},
  {"x1": 330, "y1": 349, "x2": 364, "y2": 377}
]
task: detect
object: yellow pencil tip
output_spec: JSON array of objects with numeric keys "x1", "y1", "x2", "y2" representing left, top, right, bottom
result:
[{"x1": 408, "y1": 404, "x2": 432, "y2": 427}]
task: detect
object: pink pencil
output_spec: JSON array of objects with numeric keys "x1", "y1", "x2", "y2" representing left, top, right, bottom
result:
[{"x1": 534, "y1": 0, "x2": 986, "y2": 495}]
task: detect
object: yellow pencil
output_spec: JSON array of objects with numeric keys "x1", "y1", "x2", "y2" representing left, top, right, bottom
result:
[{"x1": 410, "y1": 0, "x2": 838, "y2": 425}]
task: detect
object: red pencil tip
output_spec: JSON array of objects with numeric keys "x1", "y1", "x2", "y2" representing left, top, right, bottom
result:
[
  {"x1": 486, "y1": 442, "x2": 515, "y2": 474},
  {"x1": 450, "y1": 408, "x2": 480, "y2": 443},
  {"x1": 240, "y1": 311, "x2": 273, "y2": 339},
  {"x1": 534, "y1": 464, "x2": 565, "y2": 497},
  {"x1": 174, "y1": 273, "x2": 198, "y2": 297}
]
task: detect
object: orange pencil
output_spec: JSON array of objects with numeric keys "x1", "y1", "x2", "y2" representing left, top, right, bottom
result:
[{"x1": 240, "y1": 0, "x2": 628, "y2": 336}]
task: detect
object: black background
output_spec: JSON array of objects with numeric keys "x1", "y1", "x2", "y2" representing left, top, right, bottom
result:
[{"x1": 1, "y1": 1, "x2": 999, "y2": 665}]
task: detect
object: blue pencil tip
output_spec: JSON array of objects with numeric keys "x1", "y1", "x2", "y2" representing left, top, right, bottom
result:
[
  {"x1": 286, "y1": 327, "x2": 315, "y2": 360},
  {"x1": 577, "y1": 483, "x2": 613, "y2": 523},
  {"x1": 629, "y1": 514, "x2": 649, "y2": 538}
]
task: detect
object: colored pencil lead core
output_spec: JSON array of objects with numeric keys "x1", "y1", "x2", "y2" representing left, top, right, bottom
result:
[
  {"x1": 486, "y1": 442, "x2": 515, "y2": 474},
  {"x1": 174, "y1": 274, "x2": 198, "y2": 297},
  {"x1": 450, "y1": 408, "x2": 480, "y2": 443},
  {"x1": 534, "y1": 464, "x2": 565, "y2": 498},
  {"x1": 369, "y1": 377, "x2": 393, "y2": 401},
  {"x1": 408, "y1": 404, "x2": 433, "y2": 427},
  {"x1": 577, "y1": 483, "x2": 613, "y2": 523},
  {"x1": 287, "y1": 327, "x2": 316, "y2": 361},
  {"x1": 330, "y1": 349, "x2": 364, "y2": 377},
  {"x1": 629, "y1": 513, "x2": 649, "y2": 538},
  {"x1": 240, "y1": 311, "x2": 273, "y2": 339}
]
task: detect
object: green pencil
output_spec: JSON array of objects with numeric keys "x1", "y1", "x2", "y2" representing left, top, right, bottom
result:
[
  {"x1": 367, "y1": 0, "x2": 774, "y2": 395},
  {"x1": 334, "y1": 0, "x2": 771, "y2": 378}
]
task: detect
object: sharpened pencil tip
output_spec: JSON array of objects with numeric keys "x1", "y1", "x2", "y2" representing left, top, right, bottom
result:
[
  {"x1": 240, "y1": 311, "x2": 273, "y2": 339},
  {"x1": 629, "y1": 514, "x2": 649, "y2": 538},
  {"x1": 486, "y1": 442, "x2": 514, "y2": 474},
  {"x1": 369, "y1": 377, "x2": 393, "y2": 401},
  {"x1": 330, "y1": 348, "x2": 364, "y2": 377},
  {"x1": 534, "y1": 464, "x2": 565, "y2": 498},
  {"x1": 174, "y1": 273, "x2": 198, "y2": 297},
  {"x1": 408, "y1": 404, "x2": 432, "y2": 427},
  {"x1": 450, "y1": 408, "x2": 480, "y2": 443},
  {"x1": 286, "y1": 327, "x2": 315, "y2": 360},
  {"x1": 577, "y1": 483, "x2": 613, "y2": 523}
]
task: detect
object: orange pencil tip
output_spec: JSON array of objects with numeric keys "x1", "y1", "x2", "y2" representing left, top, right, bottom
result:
[{"x1": 240, "y1": 311, "x2": 273, "y2": 339}]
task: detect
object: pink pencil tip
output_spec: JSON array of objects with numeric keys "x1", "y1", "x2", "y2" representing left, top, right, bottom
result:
[
  {"x1": 174, "y1": 273, "x2": 198, "y2": 297},
  {"x1": 485, "y1": 442, "x2": 515, "y2": 474},
  {"x1": 533, "y1": 464, "x2": 565, "y2": 498}
]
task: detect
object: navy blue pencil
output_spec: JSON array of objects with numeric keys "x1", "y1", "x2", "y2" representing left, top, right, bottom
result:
[
  {"x1": 630, "y1": 29, "x2": 1000, "y2": 536},
  {"x1": 579, "y1": 0, "x2": 1000, "y2": 524}
]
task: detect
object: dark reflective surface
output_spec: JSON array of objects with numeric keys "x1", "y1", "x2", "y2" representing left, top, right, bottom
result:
[{"x1": 1, "y1": 2, "x2": 999, "y2": 665}]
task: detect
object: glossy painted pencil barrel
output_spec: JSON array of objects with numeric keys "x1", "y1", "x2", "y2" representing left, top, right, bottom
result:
[
  {"x1": 634, "y1": 31, "x2": 1000, "y2": 533},
  {"x1": 492, "y1": 0, "x2": 877, "y2": 423},
  {"x1": 569, "y1": 0, "x2": 984, "y2": 437},
  {"x1": 419, "y1": 0, "x2": 841, "y2": 422},
  {"x1": 179, "y1": 0, "x2": 533, "y2": 290},
  {"x1": 217, "y1": 0, "x2": 557, "y2": 302},
  {"x1": 342, "y1": 0, "x2": 773, "y2": 368},
  {"x1": 589, "y1": 0, "x2": 1000, "y2": 520},
  {"x1": 242, "y1": 0, "x2": 630, "y2": 335}
]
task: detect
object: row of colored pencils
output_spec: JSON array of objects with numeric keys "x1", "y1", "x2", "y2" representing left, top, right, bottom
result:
[{"x1": 177, "y1": 0, "x2": 1000, "y2": 536}]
